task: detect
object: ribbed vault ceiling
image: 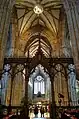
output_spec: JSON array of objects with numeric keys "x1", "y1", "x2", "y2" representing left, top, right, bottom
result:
[
  {"x1": 15, "y1": 0, "x2": 62, "y2": 36},
  {"x1": 14, "y1": 0, "x2": 64, "y2": 58},
  {"x1": 14, "y1": 0, "x2": 68, "y2": 80}
]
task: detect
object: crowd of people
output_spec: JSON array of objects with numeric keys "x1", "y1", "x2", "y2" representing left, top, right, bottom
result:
[
  {"x1": 0, "y1": 104, "x2": 49, "y2": 119},
  {"x1": 29, "y1": 105, "x2": 49, "y2": 118},
  {"x1": 59, "y1": 109, "x2": 79, "y2": 119},
  {"x1": 34, "y1": 105, "x2": 45, "y2": 117}
]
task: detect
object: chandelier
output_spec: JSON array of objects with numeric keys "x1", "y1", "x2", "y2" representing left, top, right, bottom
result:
[{"x1": 33, "y1": 4, "x2": 43, "y2": 14}]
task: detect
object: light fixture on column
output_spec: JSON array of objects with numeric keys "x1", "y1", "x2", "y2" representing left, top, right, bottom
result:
[{"x1": 33, "y1": 4, "x2": 43, "y2": 14}]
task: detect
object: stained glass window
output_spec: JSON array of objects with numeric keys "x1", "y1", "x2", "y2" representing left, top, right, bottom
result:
[{"x1": 34, "y1": 76, "x2": 45, "y2": 94}]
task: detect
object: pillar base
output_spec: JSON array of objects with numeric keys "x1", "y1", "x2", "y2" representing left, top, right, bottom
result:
[
  {"x1": 20, "y1": 105, "x2": 29, "y2": 119},
  {"x1": 50, "y1": 103, "x2": 57, "y2": 119},
  {"x1": 8, "y1": 104, "x2": 12, "y2": 115}
]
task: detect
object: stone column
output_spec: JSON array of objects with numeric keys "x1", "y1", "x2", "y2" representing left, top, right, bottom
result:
[
  {"x1": 65, "y1": 73, "x2": 70, "y2": 106},
  {"x1": 50, "y1": 76, "x2": 56, "y2": 119},
  {"x1": 8, "y1": 67, "x2": 15, "y2": 114},
  {"x1": 20, "y1": 63, "x2": 29, "y2": 119},
  {"x1": 25, "y1": 65, "x2": 29, "y2": 104},
  {"x1": 0, "y1": 0, "x2": 15, "y2": 77},
  {"x1": 75, "y1": 0, "x2": 79, "y2": 14},
  {"x1": 12, "y1": 71, "x2": 24, "y2": 106},
  {"x1": 11, "y1": 6, "x2": 19, "y2": 57},
  {"x1": 62, "y1": 0, "x2": 79, "y2": 78},
  {"x1": 57, "y1": 6, "x2": 65, "y2": 57}
]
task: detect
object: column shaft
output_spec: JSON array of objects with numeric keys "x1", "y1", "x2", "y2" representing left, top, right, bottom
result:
[
  {"x1": 51, "y1": 77, "x2": 56, "y2": 119},
  {"x1": 62, "y1": 0, "x2": 79, "y2": 62},
  {"x1": 62, "y1": 0, "x2": 79, "y2": 78},
  {"x1": 0, "y1": 0, "x2": 15, "y2": 72}
]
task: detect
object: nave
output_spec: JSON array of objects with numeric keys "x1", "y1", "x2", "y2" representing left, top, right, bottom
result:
[{"x1": 1, "y1": 0, "x2": 79, "y2": 119}]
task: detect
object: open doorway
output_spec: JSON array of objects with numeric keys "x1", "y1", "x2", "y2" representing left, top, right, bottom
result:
[{"x1": 28, "y1": 64, "x2": 51, "y2": 118}]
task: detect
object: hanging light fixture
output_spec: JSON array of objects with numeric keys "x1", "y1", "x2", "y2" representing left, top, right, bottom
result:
[{"x1": 33, "y1": 4, "x2": 43, "y2": 14}]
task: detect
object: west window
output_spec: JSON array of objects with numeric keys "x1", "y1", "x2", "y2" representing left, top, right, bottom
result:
[{"x1": 34, "y1": 76, "x2": 45, "y2": 94}]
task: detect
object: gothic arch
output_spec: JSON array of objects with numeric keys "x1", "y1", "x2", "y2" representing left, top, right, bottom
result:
[
  {"x1": 24, "y1": 33, "x2": 52, "y2": 58},
  {"x1": 0, "y1": 1, "x2": 79, "y2": 119}
]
